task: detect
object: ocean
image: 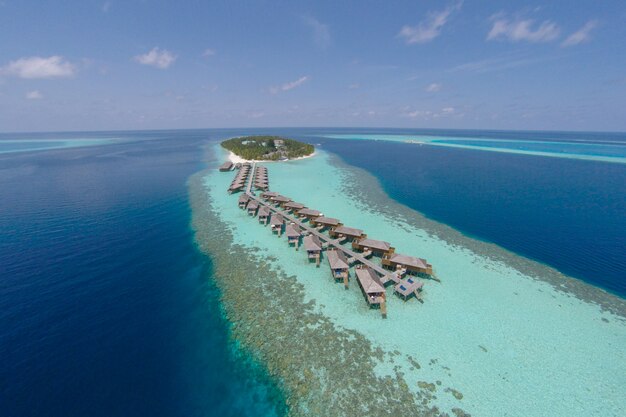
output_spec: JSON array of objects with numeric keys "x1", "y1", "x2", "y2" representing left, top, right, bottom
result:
[
  {"x1": 1, "y1": 128, "x2": 625, "y2": 416},
  {"x1": 309, "y1": 130, "x2": 626, "y2": 297},
  {"x1": 0, "y1": 131, "x2": 282, "y2": 417}
]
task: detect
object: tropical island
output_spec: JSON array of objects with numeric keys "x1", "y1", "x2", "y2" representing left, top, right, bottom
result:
[{"x1": 221, "y1": 135, "x2": 314, "y2": 161}]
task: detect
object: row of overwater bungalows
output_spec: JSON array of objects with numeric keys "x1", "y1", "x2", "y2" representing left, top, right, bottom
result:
[
  {"x1": 254, "y1": 165, "x2": 269, "y2": 191},
  {"x1": 240, "y1": 189, "x2": 434, "y2": 308},
  {"x1": 228, "y1": 163, "x2": 251, "y2": 193}
]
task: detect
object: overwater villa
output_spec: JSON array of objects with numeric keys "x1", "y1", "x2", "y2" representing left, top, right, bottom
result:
[
  {"x1": 355, "y1": 265, "x2": 387, "y2": 316},
  {"x1": 352, "y1": 236, "x2": 394, "y2": 257},
  {"x1": 261, "y1": 191, "x2": 279, "y2": 200},
  {"x1": 382, "y1": 252, "x2": 433, "y2": 275},
  {"x1": 285, "y1": 223, "x2": 302, "y2": 249},
  {"x1": 329, "y1": 225, "x2": 364, "y2": 242},
  {"x1": 270, "y1": 213, "x2": 284, "y2": 236},
  {"x1": 254, "y1": 181, "x2": 269, "y2": 191},
  {"x1": 227, "y1": 167, "x2": 251, "y2": 193},
  {"x1": 303, "y1": 234, "x2": 323, "y2": 266},
  {"x1": 229, "y1": 182, "x2": 245, "y2": 193},
  {"x1": 326, "y1": 249, "x2": 350, "y2": 288},
  {"x1": 297, "y1": 208, "x2": 322, "y2": 220},
  {"x1": 394, "y1": 277, "x2": 424, "y2": 301},
  {"x1": 247, "y1": 200, "x2": 259, "y2": 216},
  {"x1": 270, "y1": 195, "x2": 291, "y2": 206},
  {"x1": 310, "y1": 216, "x2": 341, "y2": 230},
  {"x1": 238, "y1": 194, "x2": 250, "y2": 209},
  {"x1": 284, "y1": 201, "x2": 305, "y2": 212},
  {"x1": 219, "y1": 161, "x2": 233, "y2": 171},
  {"x1": 258, "y1": 206, "x2": 271, "y2": 225}
]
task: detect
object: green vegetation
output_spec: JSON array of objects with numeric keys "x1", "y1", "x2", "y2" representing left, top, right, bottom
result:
[{"x1": 221, "y1": 135, "x2": 315, "y2": 161}]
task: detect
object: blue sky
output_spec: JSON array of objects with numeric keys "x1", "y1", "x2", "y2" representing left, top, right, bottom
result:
[{"x1": 1, "y1": 0, "x2": 625, "y2": 132}]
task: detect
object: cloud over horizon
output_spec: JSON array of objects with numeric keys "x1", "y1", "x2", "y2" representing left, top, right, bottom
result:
[
  {"x1": 398, "y1": 1, "x2": 463, "y2": 44},
  {"x1": 425, "y1": 82, "x2": 442, "y2": 92},
  {"x1": 270, "y1": 75, "x2": 310, "y2": 94},
  {"x1": 26, "y1": 90, "x2": 43, "y2": 99},
  {"x1": 134, "y1": 47, "x2": 177, "y2": 69},
  {"x1": 302, "y1": 16, "x2": 331, "y2": 49},
  {"x1": 487, "y1": 14, "x2": 560, "y2": 43},
  {"x1": 0, "y1": 56, "x2": 76, "y2": 79},
  {"x1": 562, "y1": 20, "x2": 598, "y2": 47}
]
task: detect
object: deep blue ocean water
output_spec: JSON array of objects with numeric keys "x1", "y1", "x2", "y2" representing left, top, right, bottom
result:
[
  {"x1": 1, "y1": 127, "x2": 624, "y2": 416},
  {"x1": 310, "y1": 131, "x2": 626, "y2": 297},
  {"x1": 0, "y1": 132, "x2": 282, "y2": 417}
]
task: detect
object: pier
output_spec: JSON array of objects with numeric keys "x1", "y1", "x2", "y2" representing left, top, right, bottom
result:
[{"x1": 226, "y1": 161, "x2": 432, "y2": 317}]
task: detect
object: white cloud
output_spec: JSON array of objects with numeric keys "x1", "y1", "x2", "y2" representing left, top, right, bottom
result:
[
  {"x1": 202, "y1": 48, "x2": 216, "y2": 57},
  {"x1": 269, "y1": 75, "x2": 310, "y2": 94},
  {"x1": 26, "y1": 90, "x2": 43, "y2": 100},
  {"x1": 561, "y1": 20, "x2": 598, "y2": 47},
  {"x1": 425, "y1": 82, "x2": 442, "y2": 92},
  {"x1": 0, "y1": 56, "x2": 76, "y2": 79},
  {"x1": 449, "y1": 53, "x2": 538, "y2": 73},
  {"x1": 303, "y1": 16, "x2": 331, "y2": 49},
  {"x1": 398, "y1": 1, "x2": 463, "y2": 44},
  {"x1": 404, "y1": 106, "x2": 455, "y2": 119},
  {"x1": 134, "y1": 47, "x2": 176, "y2": 69},
  {"x1": 442, "y1": 106, "x2": 455, "y2": 114},
  {"x1": 348, "y1": 83, "x2": 360, "y2": 90},
  {"x1": 487, "y1": 14, "x2": 560, "y2": 43},
  {"x1": 102, "y1": 1, "x2": 111, "y2": 13}
]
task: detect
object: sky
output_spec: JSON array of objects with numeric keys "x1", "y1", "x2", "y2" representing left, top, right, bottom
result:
[{"x1": 1, "y1": 0, "x2": 625, "y2": 133}]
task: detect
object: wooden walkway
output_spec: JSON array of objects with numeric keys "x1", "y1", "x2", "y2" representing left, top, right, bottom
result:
[{"x1": 246, "y1": 163, "x2": 397, "y2": 282}]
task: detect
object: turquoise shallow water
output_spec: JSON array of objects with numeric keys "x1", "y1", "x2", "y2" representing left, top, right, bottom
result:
[
  {"x1": 323, "y1": 134, "x2": 626, "y2": 164},
  {"x1": 0, "y1": 138, "x2": 114, "y2": 154},
  {"x1": 204, "y1": 144, "x2": 626, "y2": 416}
]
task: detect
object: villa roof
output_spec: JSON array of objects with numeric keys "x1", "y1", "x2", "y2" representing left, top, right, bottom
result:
[
  {"x1": 219, "y1": 161, "x2": 233, "y2": 170},
  {"x1": 247, "y1": 200, "x2": 259, "y2": 210},
  {"x1": 388, "y1": 253, "x2": 429, "y2": 269},
  {"x1": 326, "y1": 249, "x2": 349, "y2": 270},
  {"x1": 315, "y1": 216, "x2": 340, "y2": 226},
  {"x1": 238, "y1": 194, "x2": 250, "y2": 203},
  {"x1": 333, "y1": 226, "x2": 364, "y2": 238},
  {"x1": 270, "y1": 213, "x2": 284, "y2": 226},
  {"x1": 303, "y1": 235, "x2": 322, "y2": 252},
  {"x1": 356, "y1": 238, "x2": 391, "y2": 252},
  {"x1": 298, "y1": 208, "x2": 322, "y2": 217},
  {"x1": 355, "y1": 267, "x2": 385, "y2": 294},
  {"x1": 271, "y1": 195, "x2": 291, "y2": 203},
  {"x1": 258, "y1": 206, "x2": 271, "y2": 217},
  {"x1": 261, "y1": 191, "x2": 279, "y2": 198},
  {"x1": 284, "y1": 202, "x2": 305, "y2": 210},
  {"x1": 285, "y1": 223, "x2": 301, "y2": 238}
]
